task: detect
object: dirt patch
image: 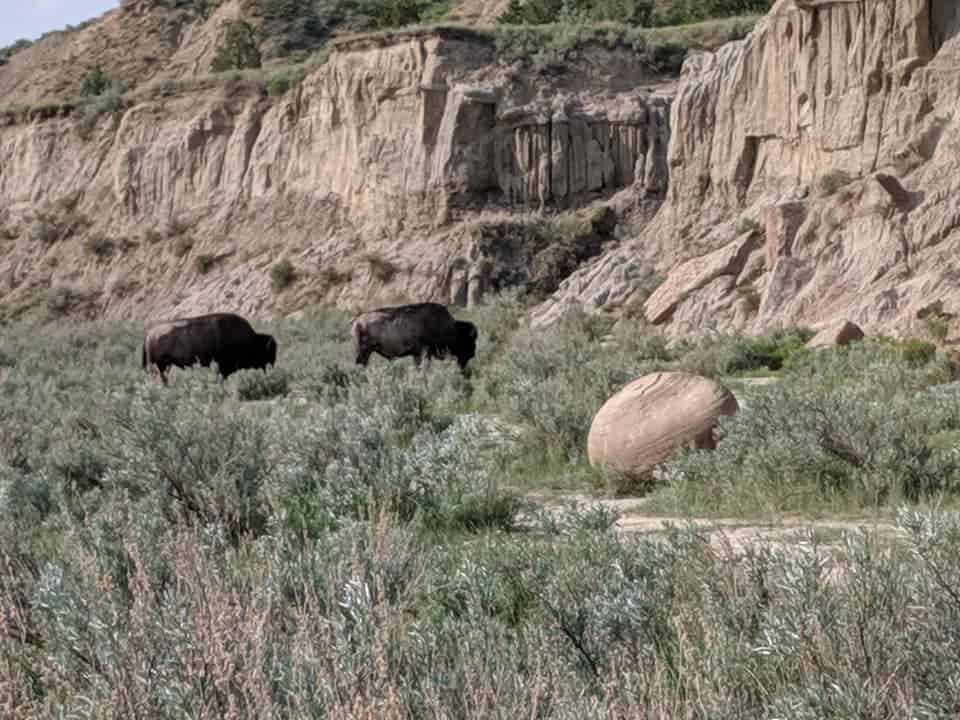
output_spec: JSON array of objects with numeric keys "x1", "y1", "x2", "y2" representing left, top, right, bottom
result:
[{"x1": 527, "y1": 492, "x2": 906, "y2": 557}]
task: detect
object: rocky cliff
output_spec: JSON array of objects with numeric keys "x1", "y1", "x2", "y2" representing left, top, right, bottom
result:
[
  {"x1": 537, "y1": 0, "x2": 960, "y2": 346},
  {"x1": 0, "y1": 16, "x2": 671, "y2": 323}
]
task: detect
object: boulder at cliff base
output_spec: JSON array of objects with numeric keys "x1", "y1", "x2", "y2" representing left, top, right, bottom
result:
[{"x1": 587, "y1": 372, "x2": 739, "y2": 477}]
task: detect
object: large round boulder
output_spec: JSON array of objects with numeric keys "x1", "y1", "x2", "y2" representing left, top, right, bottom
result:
[{"x1": 587, "y1": 372, "x2": 739, "y2": 477}]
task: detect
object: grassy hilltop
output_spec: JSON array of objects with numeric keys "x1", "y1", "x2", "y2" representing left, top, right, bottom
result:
[{"x1": 3, "y1": 296, "x2": 960, "y2": 716}]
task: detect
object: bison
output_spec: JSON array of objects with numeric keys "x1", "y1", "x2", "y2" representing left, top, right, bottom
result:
[
  {"x1": 142, "y1": 312, "x2": 277, "y2": 385},
  {"x1": 351, "y1": 302, "x2": 478, "y2": 371}
]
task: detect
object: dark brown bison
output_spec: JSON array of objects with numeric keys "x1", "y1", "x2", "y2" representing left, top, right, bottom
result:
[
  {"x1": 351, "y1": 302, "x2": 478, "y2": 371},
  {"x1": 142, "y1": 312, "x2": 277, "y2": 384}
]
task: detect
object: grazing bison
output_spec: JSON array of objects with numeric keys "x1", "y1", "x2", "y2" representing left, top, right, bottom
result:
[
  {"x1": 142, "y1": 312, "x2": 277, "y2": 384},
  {"x1": 351, "y1": 302, "x2": 478, "y2": 371}
]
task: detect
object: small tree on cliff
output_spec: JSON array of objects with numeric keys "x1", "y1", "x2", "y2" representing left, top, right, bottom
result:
[{"x1": 210, "y1": 20, "x2": 262, "y2": 73}]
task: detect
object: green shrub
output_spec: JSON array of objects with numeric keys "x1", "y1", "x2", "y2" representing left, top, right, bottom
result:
[
  {"x1": 267, "y1": 75, "x2": 290, "y2": 96},
  {"x1": 79, "y1": 66, "x2": 110, "y2": 97},
  {"x1": 0, "y1": 38, "x2": 33, "y2": 62},
  {"x1": 656, "y1": 338, "x2": 960, "y2": 515},
  {"x1": 271, "y1": 258, "x2": 296, "y2": 290},
  {"x1": 210, "y1": 20, "x2": 262, "y2": 72},
  {"x1": 736, "y1": 216, "x2": 761, "y2": 235},
  {"x1": 820, "y1": 170, "x2": 855, "y2": 196},
  {"x1": 45, "y1": 285, "x2": 93, "y2": 317},
  {"x1": 928, "y1": 316, "x2": 950, "y2": 340},
  {"x1": 5, "y1": 300, "x2": 960, "y2": 716},
  {"x1": 194, "y1": 254, "x2": 216, "y2": 274},
  {"x1": 236, "y1": 368, "x2": 291, "y2": 401},
  {"x1": 675, "y1": 327, "x2": 814, "y2": 377},
  {"x1": 360, "y1": 0, "x2": 424, "y2": 28}
]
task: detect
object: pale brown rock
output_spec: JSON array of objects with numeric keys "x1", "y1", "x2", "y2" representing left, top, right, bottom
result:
[
  {"x1": 644, "y1": 232, "x2": 759, "y2": 324},
  {"x1": 765, "y1": 201, "x2": 807, "y2": 270},
  {"x1": 587, "y1": 372, "x2": 739, "y2": 477},
  {"x1": 538, "y1": 0, "x2": 960, "y2": 343},
  {"x1": 0, "y1": 25, "x2": 672, "y2": 321},
  {"x1": 806, "y1": 319, "x2": 865, "y2": 348}
]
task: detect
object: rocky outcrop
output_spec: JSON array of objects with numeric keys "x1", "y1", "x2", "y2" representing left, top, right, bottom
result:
[
  {"x1": 537, "y1": 0, "x2": 960, "y2": 342},
  {"x1": 496, "y1": 96, "x2": 670, "y2": 207},
  {"x1": 0, "y1": 28, "x2": 672, "y2": 322},
  {"x1": 644, "y1": 230, "x2": 759, "y2": 324},
  {"x1": 587, "y1": 372, "x2": 739, "y2": 477}
]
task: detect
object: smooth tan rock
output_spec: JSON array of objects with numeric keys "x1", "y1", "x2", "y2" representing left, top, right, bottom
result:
[
  {"x1": 587, "y1": 372, "x2": 739, "y2": 477},
  {"x1": 765, "y1": 201, "x2": 807, "y2": 270},
  {"x1": 644, "y1": 233, "x2": 759, "y2": 324},
  {"x1": 806, "y1": 319, "x2": 865, "y2": 348}
]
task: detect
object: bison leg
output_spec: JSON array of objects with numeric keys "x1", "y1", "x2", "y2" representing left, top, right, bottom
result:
[
  {"x1": 413, "y1": 350, "x2": 431, "y2": 370},
  {"x1": 355, "y1": 349, "x2": 371, "y2": 367}
]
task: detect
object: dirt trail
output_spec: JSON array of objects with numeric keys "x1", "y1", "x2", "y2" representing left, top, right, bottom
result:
[{"x1": 528, "y1": 493, "x2": 906, "y2": 554}]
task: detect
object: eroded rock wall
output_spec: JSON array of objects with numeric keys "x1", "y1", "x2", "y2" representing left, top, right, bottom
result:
[
  {"x1": 537, "y1": 0, "x2": 960, "y2": 345},
  {"x1": 0, "y1": 31, "x2": 671, "y2": 322}
]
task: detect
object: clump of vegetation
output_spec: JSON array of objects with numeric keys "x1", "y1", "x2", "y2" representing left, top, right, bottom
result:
[
  {"x1": 44, "y1": 284, "x2": 94, "y2": 317},
  {"x1": 271, "y1": 258, "x2": 297, "y2": 290},
  {"x1": 2, "y1": 305, "x2": 960, "y2": 716},
  {"x1": 318, "y1": 265, "x2": 352, "y2": 286},
  {"x1": 467, "y1": 209, "x2": 613, "y2": 301},
  {"x1": 0, "y1": 38, "x2": 32, "y2": 65},
  {"x1": 736, "y1": 216, "x2": 761, "y2": 235},
  {"x1": 928, "y1": 315, "x2": 950, "y2": 340},
  {"x1": 79, "y1": 66, "x2": 112, "y2": 97},
  {"x1": 363, "y1": 253, "x2": 399, "y2": 283},
  {"x1": 84, "y1": 234, "x2": 115, "y2": 259},
  {"x1": 236, "y1": 367, "x2": 291, "y2": 400},
  {"x1": 820, "y1": 170, "x2": 855, "y2": 196},
  {"x1": 194, "y1": 253, "x2": 216, "y2": 274},
  {"x1": 211, "y1": 20, "x2": 263, "y2": 72},
  {"x1": 266, "y1": 66, "x2": 306, "y2": 96},
  {"x1": 674, "y1": 327, "x2": 815, "y2": 377},
  {"x1": 28, "y1": 197, "x2": 91, "y2": 245}
]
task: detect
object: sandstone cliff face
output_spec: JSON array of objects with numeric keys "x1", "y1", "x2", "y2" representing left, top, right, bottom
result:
[
  {"x1": 537, "y1": 0, "x2": 960, "y2": 346},
  {"x1": 0, "y1": 29, "x2": 671, "y2": 322}
]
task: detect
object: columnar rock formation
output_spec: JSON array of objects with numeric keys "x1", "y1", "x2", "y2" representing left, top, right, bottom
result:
[
  {"x1": 0, "y1": 28, "x2": 671, "y2": 320},
  {"x1": 537, "y1": 0, "x2": 960, "y2": 343}
]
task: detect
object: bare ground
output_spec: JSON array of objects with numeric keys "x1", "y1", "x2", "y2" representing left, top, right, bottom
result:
[{"x1": 525, "y1": 492, "x2": 907, "y2": 556}]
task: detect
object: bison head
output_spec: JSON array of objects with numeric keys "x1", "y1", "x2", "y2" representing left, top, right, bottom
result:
[
  {"x1": 259, "y1": 334, "x2": 278, "y2": 368},
  {"x1": 453, "y1": 321, "x2": 478, "y2": 370}
]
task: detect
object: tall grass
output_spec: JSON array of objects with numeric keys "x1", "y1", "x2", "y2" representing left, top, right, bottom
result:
[{"x1": 2, "y1": 301, "x2": 960, "y2": 715}]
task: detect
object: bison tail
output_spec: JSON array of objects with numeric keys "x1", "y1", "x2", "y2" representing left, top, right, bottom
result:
[{"x1": 141, "y1": 343, "x2": 147, "y2": 370}]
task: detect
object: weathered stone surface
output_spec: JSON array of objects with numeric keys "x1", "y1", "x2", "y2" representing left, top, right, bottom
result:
[
  {"x1": 645, "y1": 232, "x2": 758, "y2": 324},
  {"x1": 537, "y1": 0, "x2": 960, "y2": 343},
  {"x1": 587, "y1": 372, "x2": 739, "y2": 477},
  {"x1": 0, "y1": 28, "x2": 672, "y2": 321},
  {"x1": 765, "y1": 201, "x2": 807, "y2": 270},
  {"x1": 806, "y1": 319, "x2": 865, "y2": 349}
]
